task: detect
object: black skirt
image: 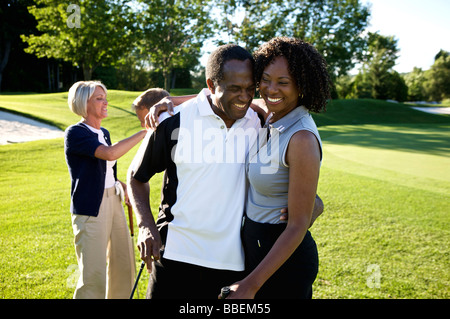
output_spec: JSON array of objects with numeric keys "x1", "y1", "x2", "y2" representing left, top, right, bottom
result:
[{"x1": 242, "y1": 216, "x2": 319, "y2": 299}]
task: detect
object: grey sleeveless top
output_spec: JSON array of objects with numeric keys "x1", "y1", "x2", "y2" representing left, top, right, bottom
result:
[{"x1": 245, "y1": 105, "x2": 322, "y2": 224}]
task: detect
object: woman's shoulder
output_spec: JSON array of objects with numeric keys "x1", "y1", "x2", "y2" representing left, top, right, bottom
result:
[
  {"x1": 65, "y1": 123, "x2": 95, "y2": 138},
  {"x1": 65, "y1": 122, "x2": 83, "y2": 133},
  {"x1": 289, "y1": 129, "x2": 318, "y2": 146}
]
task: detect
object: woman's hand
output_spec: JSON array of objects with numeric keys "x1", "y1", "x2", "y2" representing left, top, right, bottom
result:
[{"x1": 118, "y1": 180, "x2": 130, "y2": 206}]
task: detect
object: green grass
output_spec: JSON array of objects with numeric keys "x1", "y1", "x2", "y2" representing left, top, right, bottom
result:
[
  {"x1": 0, "y1": 92, "x2": 449, "y2": 299},
  {"x1": 314, "y1": 123, "x2": 449, "y2": 298}
]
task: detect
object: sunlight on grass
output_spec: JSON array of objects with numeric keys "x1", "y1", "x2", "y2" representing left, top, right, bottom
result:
[{"x1": 322, "y1": 124, "x2": 450, "y2": 194}]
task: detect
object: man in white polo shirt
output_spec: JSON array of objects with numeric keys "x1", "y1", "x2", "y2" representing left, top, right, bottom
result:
[
  {"x1": 128, "y1": 44, "x2": 258, "y2": 298},
  {"x1": 128, "y1": 44, "x2": 322, "y2": 299}
]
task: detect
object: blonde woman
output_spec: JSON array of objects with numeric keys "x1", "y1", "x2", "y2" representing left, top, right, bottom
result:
[{"x1": 64, "y1": 81, "x2": 146, "y2": 299}]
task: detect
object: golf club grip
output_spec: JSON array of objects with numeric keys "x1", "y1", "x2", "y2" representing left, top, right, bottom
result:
[
  {"x1": 127, "y1": 204, "x2": 134, "y2": 237},
  {"x1": 219, "y1": 286, "x2": 231, "y2": 299}
]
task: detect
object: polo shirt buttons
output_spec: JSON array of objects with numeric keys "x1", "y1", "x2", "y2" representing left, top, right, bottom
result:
[{"x1": 220, "y1": 125, "x2": 225, "y2": 129}]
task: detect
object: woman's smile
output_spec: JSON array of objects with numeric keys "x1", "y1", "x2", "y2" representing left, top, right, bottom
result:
[{"x1": 266, "y1": 97, "x2": 283, "y2": 104}]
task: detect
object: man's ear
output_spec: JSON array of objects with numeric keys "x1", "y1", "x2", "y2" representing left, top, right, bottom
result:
[{"x1": 206, "y1": 78, "x2": 216, "y2": 94}]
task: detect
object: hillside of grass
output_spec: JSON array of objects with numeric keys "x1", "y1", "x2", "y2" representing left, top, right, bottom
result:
[{"x1": 0, "y1": 91, "x2": 448, "y2": 299}]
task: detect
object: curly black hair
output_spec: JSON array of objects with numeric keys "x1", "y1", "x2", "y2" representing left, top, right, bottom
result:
[
  {"x1": 206, "y1": 44, "x2": 254, "y2": 85},
  {"x1": 253, "y1": 37, "x2": 331, "y2": 113}
]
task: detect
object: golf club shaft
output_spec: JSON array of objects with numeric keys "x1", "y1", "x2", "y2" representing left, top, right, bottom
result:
[{"x1": 130, "y1": 261, "x2": 145, "y2": 299}]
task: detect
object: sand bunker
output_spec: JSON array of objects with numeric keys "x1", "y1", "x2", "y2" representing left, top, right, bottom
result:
[
  {"x1": 0, "y1": 110, "x2": 65, "y2": 145},
  {"x1": 411, "y1": 106, "x2": 450, "y2": 115}
]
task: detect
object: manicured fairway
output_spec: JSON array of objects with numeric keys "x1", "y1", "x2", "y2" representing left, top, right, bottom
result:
[
  {"x1": 322, "y1": 124, "x2": 450, "y2": 194},
  {"x1": 312, "y1": 123, "x2": 449, "y2": 298}
]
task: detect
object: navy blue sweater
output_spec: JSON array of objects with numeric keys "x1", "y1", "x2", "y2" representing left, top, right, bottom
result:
[{"x1": 64, "y1": 123, "x2": 117, "y2": 216}]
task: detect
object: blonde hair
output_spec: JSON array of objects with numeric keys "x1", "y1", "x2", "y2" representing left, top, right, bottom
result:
[
  {"x1": 131, "y1": 88, "x2": 169, "y2": 111},
  {"x1": 68, "y1": 81, "x2": 107, "y2": 117}
]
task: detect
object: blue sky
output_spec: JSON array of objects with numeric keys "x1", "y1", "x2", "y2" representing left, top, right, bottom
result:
[{"x1": 200, "y1": 0, "x2": 450, "y2": 74}]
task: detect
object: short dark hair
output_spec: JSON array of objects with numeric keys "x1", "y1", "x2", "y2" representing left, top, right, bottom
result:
[
  {"x1": 253, "y1": 37, "x2": 331, "y2": 113},
  {"x1": 132, "y1": 88, "x2": 170, "y2": 111},
  {"x1": 205, "y1": 44, "x2": 254, "y2": 84}
]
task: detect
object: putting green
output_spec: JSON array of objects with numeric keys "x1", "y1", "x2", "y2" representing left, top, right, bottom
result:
[{"x1": 320, "y1": 124, "x2": 450, "y2": 195}]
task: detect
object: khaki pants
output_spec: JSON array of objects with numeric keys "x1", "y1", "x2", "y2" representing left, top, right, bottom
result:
[{"x1": 72, "y1": 187, "x2": 136, "y2": 299}]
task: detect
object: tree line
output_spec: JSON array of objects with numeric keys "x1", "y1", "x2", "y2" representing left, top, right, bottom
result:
[{"x1": 1, "y1": 0, "x2": 449, "y2": 102}]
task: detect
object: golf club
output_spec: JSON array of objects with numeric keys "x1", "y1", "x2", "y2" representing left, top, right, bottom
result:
[{"x1": 130, "y1": 261, "x2": 145, "y2": 299}]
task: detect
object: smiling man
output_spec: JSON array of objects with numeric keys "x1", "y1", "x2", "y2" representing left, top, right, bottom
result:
[
  {"x1": 128, "y1": 44, "x2": 261, "y2": 298},
  {"x1": 128, "y1": 43, "x2": 325, "y2": 299}
]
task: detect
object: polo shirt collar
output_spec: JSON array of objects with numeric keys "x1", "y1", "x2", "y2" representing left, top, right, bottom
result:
[
  {"x1": 196, "y1": 88, "x2": 253, "y2": 120},
  {"x1": 265, "y1": 105, "x2": 309, "y2": 133}
]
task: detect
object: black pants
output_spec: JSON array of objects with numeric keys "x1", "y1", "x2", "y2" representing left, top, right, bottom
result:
[
  {"x1": 147, "y1": 254, "x2": 244, "y2": 299},
  {"x1": 242, "y1": 217, "x2": 319, "y2": 299}
]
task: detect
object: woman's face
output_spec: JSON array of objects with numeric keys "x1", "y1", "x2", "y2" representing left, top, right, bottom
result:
[
  {"x1": 86, "y1": 86, "x2": 108, "y2": 120},
  {"x1": 259, "y1": 56, "x2": 301, "y2": 122}
]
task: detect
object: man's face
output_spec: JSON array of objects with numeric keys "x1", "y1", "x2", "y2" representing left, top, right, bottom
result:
[{"x1": 208, "y1": 59, "x2": 255, "y2": 127}]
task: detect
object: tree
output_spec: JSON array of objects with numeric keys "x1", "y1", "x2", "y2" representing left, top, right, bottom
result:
[
  {"x1": 403, "y1": 67, "x2": 426, "y2": 101},
  {"x1": 363, "y1": 32, "x2": 399, "y2": 99},
  {"x1": 385, "y1": 70, "x2": 407, "y2": 102},
  {"x1": 136, "y1": 0, "x2": 212, "y2": 91},
  {"x1": 0, "y1": 0, "x2": 36, "y2": 91},
  {"x1": 348, "y1": 71, "x2": 371, "y2": 99},
  {"x1": 21, "y1": 0, "x2": 135, "y2": 80},
  {"x1": 423, "y1": 50, "x2": 450, "y2": 101},
  {"x1": 213, "y1": 0, "x2": 370, "y2": 78},
  {"x1": 335, "y1": 74, "x2": 354, "y2": 99},
  {"x1": 115, "y1": 48, "x2": 155, "y2": 91},
  {"x1": 343, "y1": 33, "x2": 408, "y2": 101}
]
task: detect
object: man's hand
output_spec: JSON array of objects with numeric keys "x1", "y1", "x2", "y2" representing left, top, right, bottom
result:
[
  {"x1": 279, "y1": 194, "x2": 324, "y2": 227},
  {"x1": 137, "y1": 226, "x2": 162, "y2": 273},
  {"x1": 145, "y1": 97, "x2": 174, "y2": 130},
  {"x1": 128, "y1": 171, "x2": 161, "y2": 273},
  {"x1": 310, "y1": 194, "x2": 324, "y2": 227}
]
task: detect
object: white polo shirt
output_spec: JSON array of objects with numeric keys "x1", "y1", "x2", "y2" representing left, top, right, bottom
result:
[{"x1": 132, "y1": 89, "x2": 261, "y2": 271}]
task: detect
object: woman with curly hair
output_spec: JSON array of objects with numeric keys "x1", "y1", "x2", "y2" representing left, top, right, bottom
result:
[{"x1": 224, "y1": 37, "x2": 331, "y2": 299}]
